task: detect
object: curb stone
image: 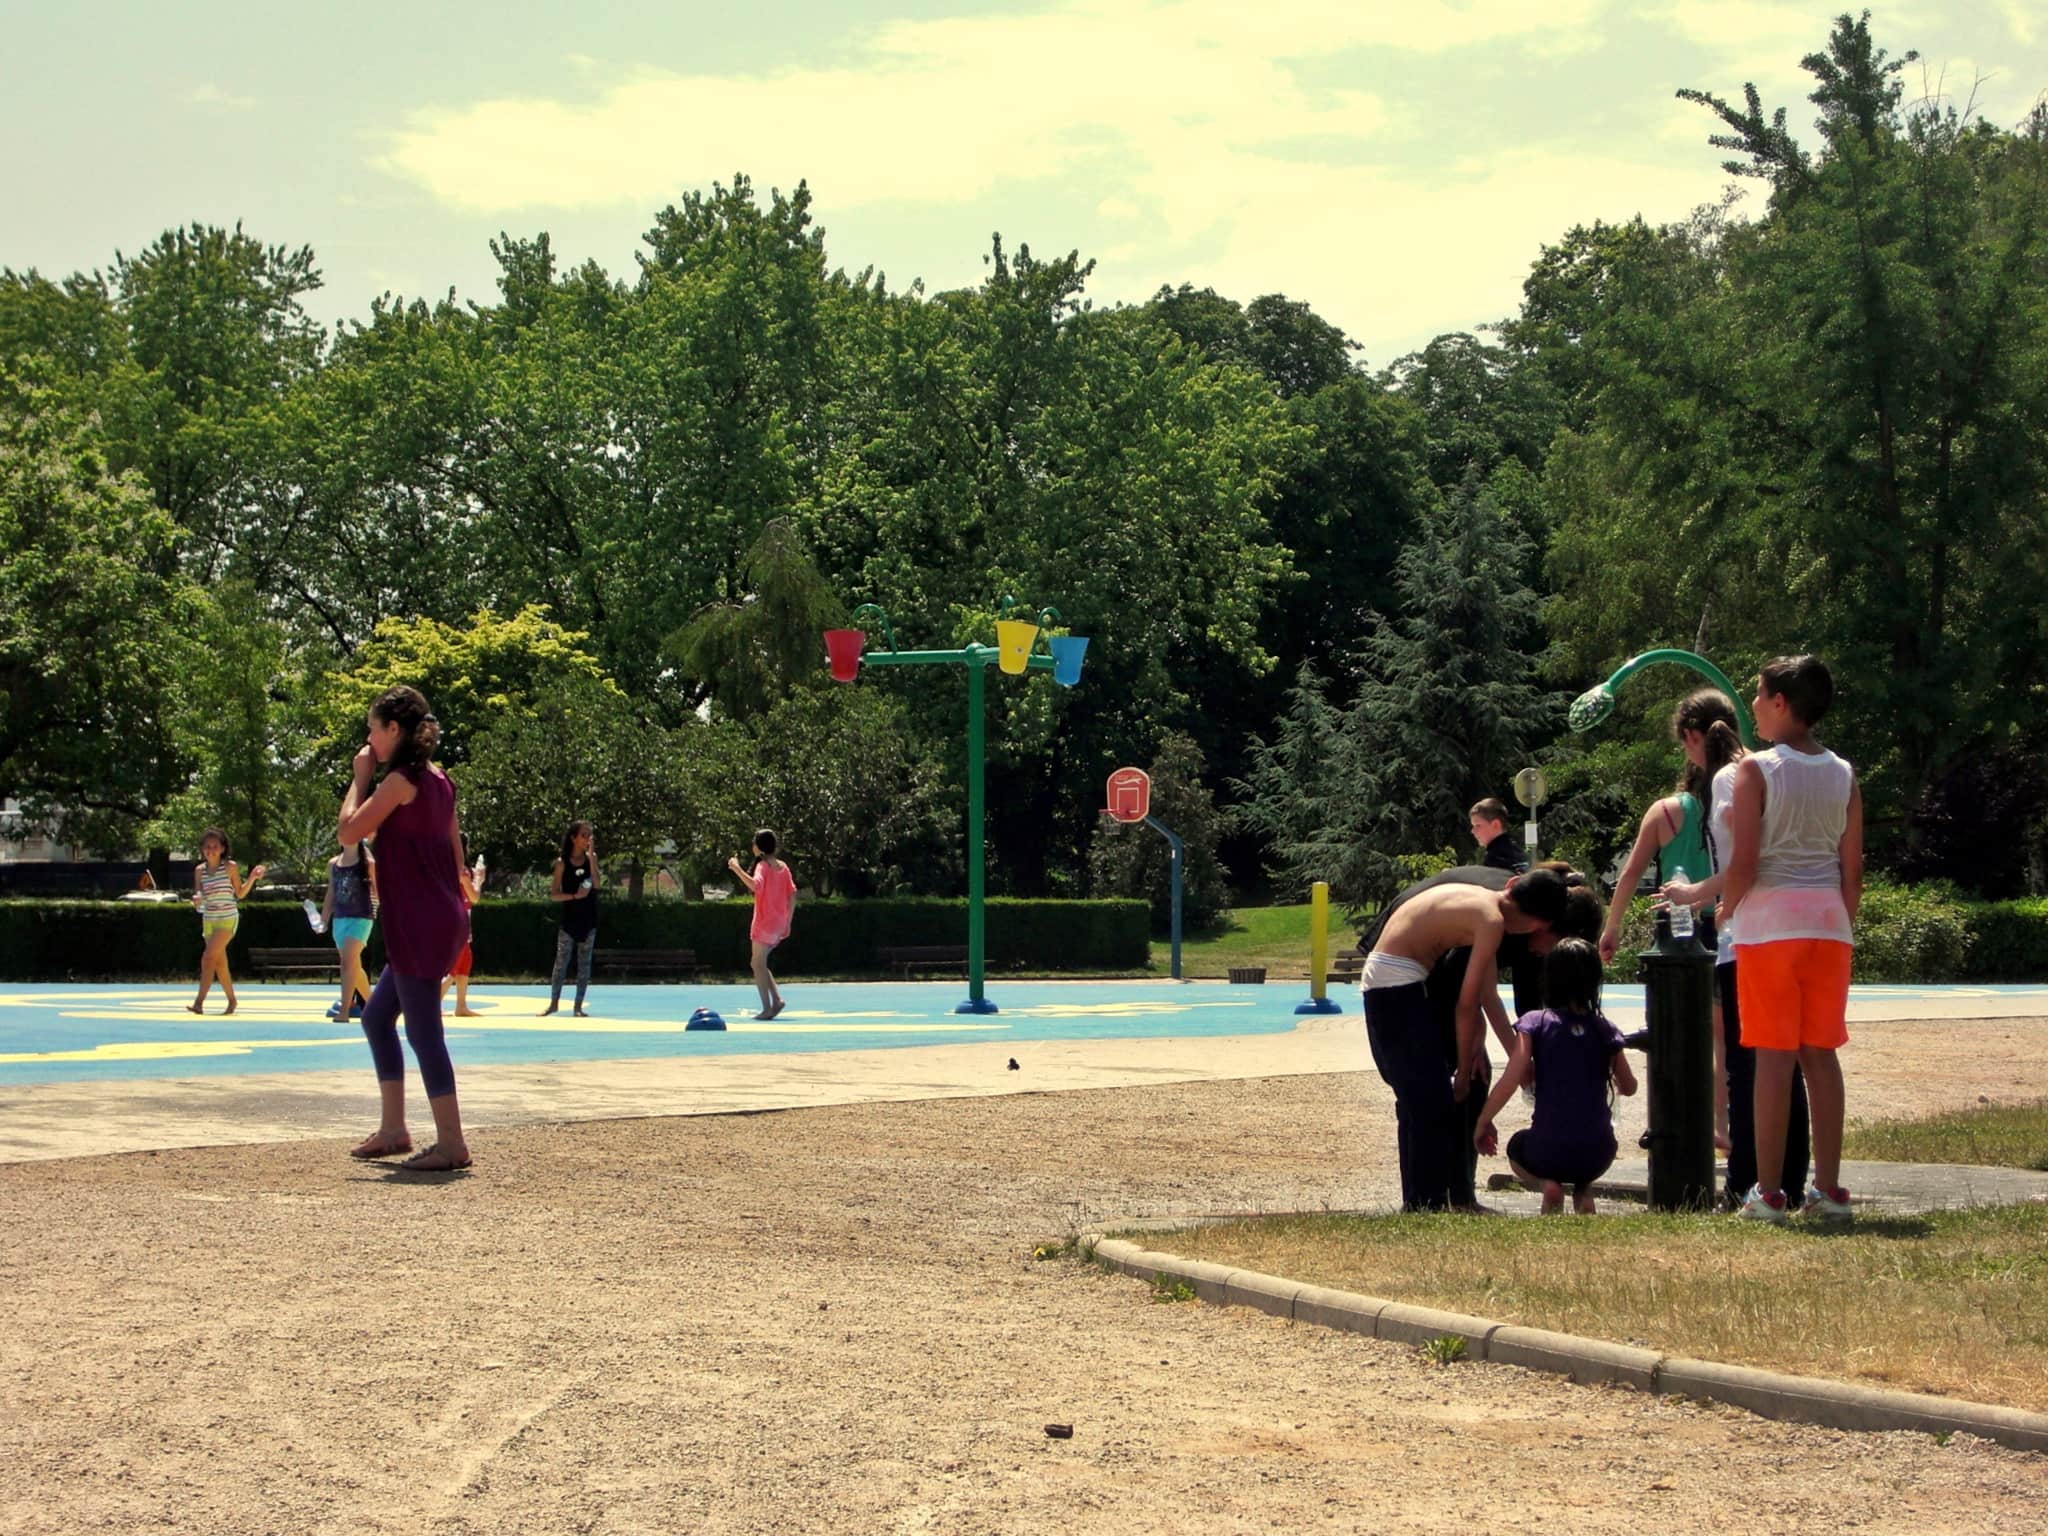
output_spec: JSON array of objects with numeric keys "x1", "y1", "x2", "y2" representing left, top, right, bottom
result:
[{"x1": 1085, "y1": 1237, "x2": 2048, "y2": 1455}]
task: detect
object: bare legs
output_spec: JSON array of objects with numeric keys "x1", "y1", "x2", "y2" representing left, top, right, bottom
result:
[
  {"x1": 354, "y1": 968, "x2": 470, "y2": 1169},
  {"x1": 338, "y1": 938, "x2": 370, "y2": 1019},
  {"x1": 351, "y1": 1078, "x2": 411, "y2": 1158},
  {"x1": 190, "y1": 931, "x2": 237, "y2": 1013},
  {"x1": 1799, "y1": 1045, "x2": 1845, "y2": 1195},
  {"x1": 751, "y1": 941, "x2": 784, "y2": 1020},
  {"x1": 1757, "y1": 1045, "x2": 1844, "y2": 1199},
  {"x1": 1507, "y1": 1154, "x2": 1597, "y2": 1216}
]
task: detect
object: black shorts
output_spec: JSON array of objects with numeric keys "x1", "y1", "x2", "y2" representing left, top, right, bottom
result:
[{"x1": 1505, "y1": 1128, "x2": 1616, "y2": 1190}]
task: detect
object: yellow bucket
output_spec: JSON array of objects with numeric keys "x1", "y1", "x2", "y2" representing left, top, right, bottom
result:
[{"x1": 995, "y1": 619, "x2": 1036, "y2": 675}]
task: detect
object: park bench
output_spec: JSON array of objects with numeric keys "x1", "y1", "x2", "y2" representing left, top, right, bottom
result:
[
  {"x1": 1326, "y1": 952, "x2": 1365, "y2": 987},
  {"x1": 591, "y1": 948, "x2": 699, "y2": 980},
  {"x1": 877, "y1": 944, "x2": 970, "y2": 979},
  {"x1": 248, "y1": 947, "x2": 342, "y2": 982}
]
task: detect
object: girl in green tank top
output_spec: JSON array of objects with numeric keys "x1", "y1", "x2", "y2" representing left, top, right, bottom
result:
[{"x1": 1596, "y1": 689, "x2": 1745, "y2": 1153}]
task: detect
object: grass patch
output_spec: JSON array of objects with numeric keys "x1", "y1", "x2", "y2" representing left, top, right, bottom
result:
[
  {"x1": 1843, "y1": 1098, "x2": 2048, "y2": 1172},
  {"x1": 1421, "y1": 1335, "x2": 1468, "y2": 1366},
  {"x1": 1156, "y1": 904, "x2": 1357, "y2": 979},
  {"x1": 1126, "y1": 1204, "x2": 2048, "y2": 1413}
]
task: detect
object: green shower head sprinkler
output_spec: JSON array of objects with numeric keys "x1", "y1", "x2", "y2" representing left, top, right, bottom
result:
[
  {"x1": 1568, "y1": 681, "x2": 1617, "y2": 733},
  {"x1": 1570, "y1": 649, "x2": 1755, "y2": 746}
]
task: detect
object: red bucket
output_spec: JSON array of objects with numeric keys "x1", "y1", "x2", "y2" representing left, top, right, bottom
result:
[{"x1": 823, "y1": 628, "x2": 866, "y2": 683}]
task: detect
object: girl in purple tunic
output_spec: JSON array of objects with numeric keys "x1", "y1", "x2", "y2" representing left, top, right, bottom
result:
[
  {"x1": 337, "y1": 685, "x2": 473, "y2": 1173},
  {"x1": 1473, "y1": 939, "x2": 1637, "y2": 1214}
]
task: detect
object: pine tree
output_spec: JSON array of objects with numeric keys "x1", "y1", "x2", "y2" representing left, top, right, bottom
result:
[{"x1": 1237, "y1": 467, "x2": 1560, "y2": 903}]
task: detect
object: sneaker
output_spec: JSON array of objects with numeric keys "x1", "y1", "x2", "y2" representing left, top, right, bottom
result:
[
  {"x1": 326, "y1": 1001, "x2": 343, "y2": 1020},
  {"x1": 1735, "y1": 1184, "x2": 1789, "y2": 1223},
  {"x1": 1801, "y1": 1185, "x2": 1854, "y2": 1224}
]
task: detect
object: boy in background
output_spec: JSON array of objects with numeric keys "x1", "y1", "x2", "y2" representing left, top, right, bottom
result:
[{"x1": 1470, "y1": 798, "x2": 1525, "y2": 872}]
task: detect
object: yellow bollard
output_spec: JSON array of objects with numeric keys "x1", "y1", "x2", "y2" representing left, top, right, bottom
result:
[
  {"x1": 1309, "y1": 882, "x2": 1330, "y2": 1000},
  {"x1": 1296, "y1": 882, "x2": 1343, "y2": 1014}
]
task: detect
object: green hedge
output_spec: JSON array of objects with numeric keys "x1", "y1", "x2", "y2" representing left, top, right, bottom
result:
[
  {"x1": 1960, "y1": 896, "x2": 2048, "y2": 982},
  {"x1": 1601, "y1": 882, "x2": 2048, "y2": 984},
  {"x1": 0, "y1": 897, "x2": 1150, "y2": 982}
]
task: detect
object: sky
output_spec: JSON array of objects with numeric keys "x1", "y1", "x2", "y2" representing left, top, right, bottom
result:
[{"x1": 4, "y1": 1, "x2": 2045, "y2": 366}]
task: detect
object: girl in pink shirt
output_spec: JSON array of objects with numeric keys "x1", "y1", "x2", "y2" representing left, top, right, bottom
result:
[{"x1": 728, "y1": 829, "x2": 795, "y2": 1021}]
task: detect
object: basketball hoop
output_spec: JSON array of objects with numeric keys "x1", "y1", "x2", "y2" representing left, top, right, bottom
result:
[{"x1": 1106, "y1": 768, "x2": 1151, "y2": 824}]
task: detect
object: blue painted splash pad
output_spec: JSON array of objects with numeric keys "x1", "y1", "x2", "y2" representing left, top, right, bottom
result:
[
  {"x1": 3, "y1": 981, "x2": 2040, "y2": 1087},
  {"x1": 0, "y1": 981, "x2": 1313, "y2": 1085}
]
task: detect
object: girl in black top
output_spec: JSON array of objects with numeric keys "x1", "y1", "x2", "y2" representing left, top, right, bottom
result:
[{"x1": 541, "y1": 820, "x2": 599, "y2": 1017}]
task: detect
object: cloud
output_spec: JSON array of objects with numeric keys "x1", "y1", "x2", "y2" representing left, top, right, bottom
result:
[
  {"x1": 378, "y1": 0, "x2": 1605, "y2": 217},
  {"x1": 371, "y1": 0, "x2": 1761, "y2": 359},
  {"x1": 184, "y1": 82, "x2": 258, "y2": 111}
]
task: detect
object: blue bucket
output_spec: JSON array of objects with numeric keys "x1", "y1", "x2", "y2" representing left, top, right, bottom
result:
[{"x1": 1049, "y1": 635, "x2": 1088, "y2": 687}]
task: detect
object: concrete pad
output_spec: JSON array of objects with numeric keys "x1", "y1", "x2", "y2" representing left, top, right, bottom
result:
[
  {"x1": 0, "y1": 1013, "x2": 1373, "y2": 1164},
  {"x1": 1487, "y1": 1325, "x2": 1660, "y2": 1392}
]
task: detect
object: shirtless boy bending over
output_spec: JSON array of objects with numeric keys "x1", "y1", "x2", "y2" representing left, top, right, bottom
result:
[{"x1": 1360, "y1": 869, "x2": 1569, "y2": 1210}]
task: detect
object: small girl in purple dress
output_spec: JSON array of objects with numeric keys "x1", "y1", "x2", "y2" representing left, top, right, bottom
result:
[{"x1": 1474, "y1": 938, "x2": 1637, "y2": 1214}]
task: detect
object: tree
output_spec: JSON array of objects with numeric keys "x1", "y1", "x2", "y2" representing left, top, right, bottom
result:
[
  {"x1": 1236, "y1": 471, "x2": 1560, "y2": 904},
  {"x1": 145, "y1": 581, "x2": 332, "y2": 871},
  {"x1": 669, "y1": 518, "x2": 845, "y2": 716},
  {"x1": 0, "y1": 362, "x2": 192, "y2": 849},
  {"x1": 1385, "y1": 331, "x2": 1561, "y2": 492},
  {"x1": 98, "y1": 223, "x2": 326, "y2": 580},
  {"x1": 459, "y1": 671, "x2": 690, "y2": 882},
  {"x1": 317, "y1": 606, "x2": 620, "y2": 772},
  {"x1": 715, "y1": 686, "x2": 955, "y2": 897},
  {"x1": 1544, "y1": 14, "x2": 2048, "y2": 870}
]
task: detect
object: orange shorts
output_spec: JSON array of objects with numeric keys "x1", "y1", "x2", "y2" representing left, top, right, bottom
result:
[{"x1": 1735, "y1": 938, "x2": 1851, "y2": 1052}]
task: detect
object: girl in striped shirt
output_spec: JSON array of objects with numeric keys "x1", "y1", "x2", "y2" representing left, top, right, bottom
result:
[{"x1": 188, "y1": 827, "x2": 266, "y2": 1015}]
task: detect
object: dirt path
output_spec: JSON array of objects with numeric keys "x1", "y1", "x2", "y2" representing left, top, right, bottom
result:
[{"x1": 4, "y1": 1021, "x2": 2046, "y2": 1535}]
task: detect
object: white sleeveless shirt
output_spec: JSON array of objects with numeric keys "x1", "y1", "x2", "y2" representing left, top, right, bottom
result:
[{"x1": 1733, "y1": 744, "x2": 1855, "y2": 948}]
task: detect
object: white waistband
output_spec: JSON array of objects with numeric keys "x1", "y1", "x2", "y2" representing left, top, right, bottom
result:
[{"x1": 1361, "y1": 951, "x2": 1429, "y2": 989}]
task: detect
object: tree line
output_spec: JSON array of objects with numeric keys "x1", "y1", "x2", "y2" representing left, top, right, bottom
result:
[{"x1": 3, "y1": 15, "x2": 2045, "y2": 910}]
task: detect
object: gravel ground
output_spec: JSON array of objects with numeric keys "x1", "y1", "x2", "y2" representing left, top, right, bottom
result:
[{"x1": 3, "y1": 1016, "x2": 2046, "y2": 1535}]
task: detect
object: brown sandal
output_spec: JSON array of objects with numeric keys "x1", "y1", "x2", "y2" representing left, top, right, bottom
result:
[{"x1": 349, "y1": 1134, "x2": 413, "y2": 1160}]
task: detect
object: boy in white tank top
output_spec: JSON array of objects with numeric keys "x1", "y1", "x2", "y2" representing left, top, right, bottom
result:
[{"x1": 1721, "y1": 655, "x2": 1863, "y2": 1224}]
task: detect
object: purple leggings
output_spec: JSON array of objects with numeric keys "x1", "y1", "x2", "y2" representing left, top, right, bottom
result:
[{"x1": 359, "y1": 968, "x2": 457, "y2": 1100}]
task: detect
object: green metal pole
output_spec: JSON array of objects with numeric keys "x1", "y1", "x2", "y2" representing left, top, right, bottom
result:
[
  {"x1": 961, "y1": 648, "x2": 995, "y2": 1013},
  {"x1": 1568, "y1": 647, "x2": 1757, "y2": 746}
]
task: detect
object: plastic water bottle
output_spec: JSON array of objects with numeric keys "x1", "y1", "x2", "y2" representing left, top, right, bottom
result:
[
  {"x1": 471, "y1": 855, "x2": 486, "y2": 892},
  {"x1": 1667, "y1": 866, "x2": 1694, "y2": 940},
  {"x1": 302, "y1": 898, "x2": 326, "y2": 935}
]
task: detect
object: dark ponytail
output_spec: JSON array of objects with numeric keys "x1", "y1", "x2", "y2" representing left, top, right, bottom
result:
[
  {"x1": 1702, "y1": 718, "x2": 1745, "y2": 781},
  {"x1": 371, "y1": 685, "x2": 441, "y2": 771},
  {"x1": 1672, "y1": 689, "x2": 1738, "y2": 803}
]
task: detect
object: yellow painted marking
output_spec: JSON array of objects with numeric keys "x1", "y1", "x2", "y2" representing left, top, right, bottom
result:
[
  {"x1": 446, "y1": 1018, "x2": 1005, "y2": 1035},
  {"x1": 47, "y1": 1010, "x2": 373, "y2": 1025},
  {"x1": 997, "y1": 1001, "x2": 1229, "y2": 1018},
  {"x1": 0, "y1": 1038, "x2": 361, "y2": 1064}
]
